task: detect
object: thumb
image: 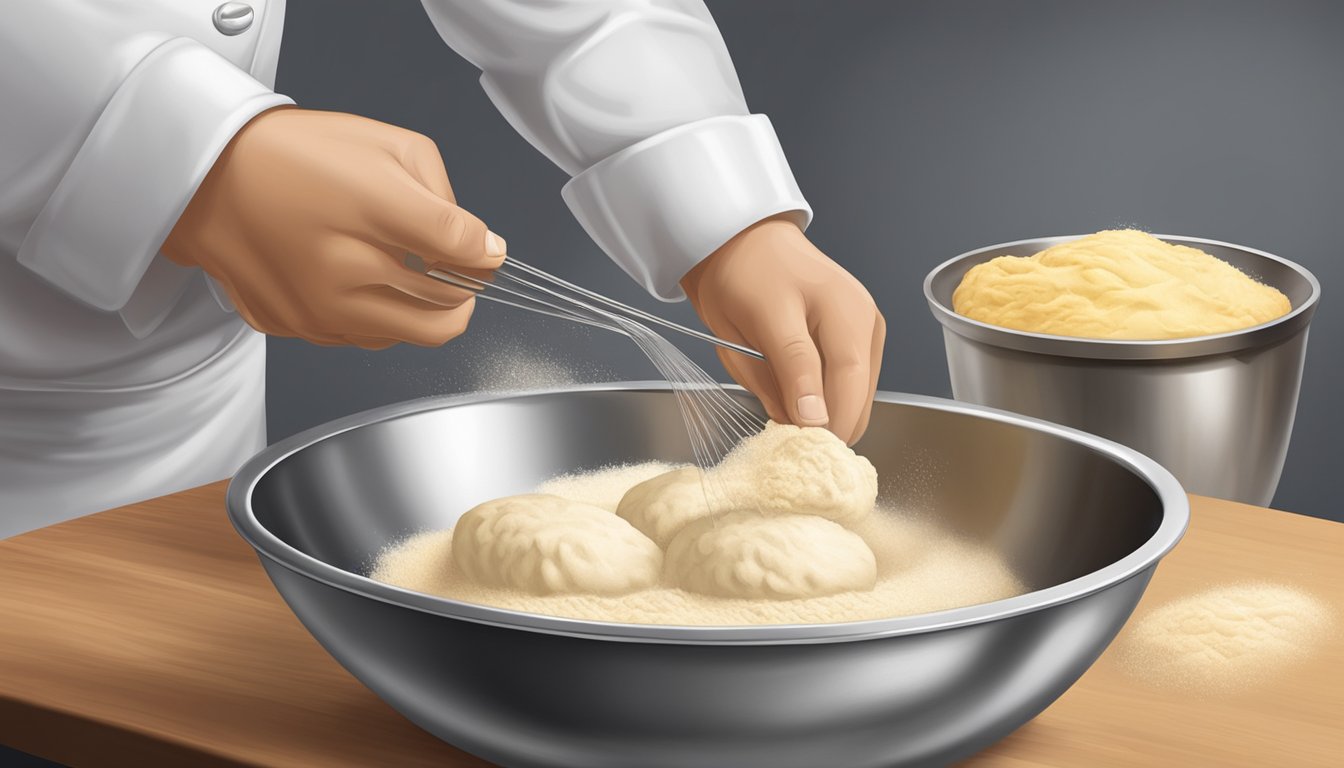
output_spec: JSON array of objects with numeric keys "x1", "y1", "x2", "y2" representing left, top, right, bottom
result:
[
  {"x1": 376, "y1": 180, "x2": 506, "y2": 269},
  {"x1": 749, "y1": 304, "x2": 829, "y2": 428}
]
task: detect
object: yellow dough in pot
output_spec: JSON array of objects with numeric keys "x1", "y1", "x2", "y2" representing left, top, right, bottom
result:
[{"x1": 952, "y1": 229, "x2": 1291, "y2": 340}]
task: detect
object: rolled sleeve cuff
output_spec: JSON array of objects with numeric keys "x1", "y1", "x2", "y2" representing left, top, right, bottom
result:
[
  {"x1": 17, "y1": 37, "x2": 293, "y2": 336},
  {"x1": 561, "y1": 114, "x2": 812, "y2": 302}
]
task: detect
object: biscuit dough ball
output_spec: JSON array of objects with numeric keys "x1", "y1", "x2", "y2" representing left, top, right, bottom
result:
[
  {"x1": 616, "y1": 467, "x2": 717, "y2": 548},
  {"x1": 534, "y1": 461, "x2": 678, "y2": 512},
  {"x1": 452, "y1": 494, "x2": 662, "y2": 595},
  {"x1": 716, "y1": 422, "x2": 878, "y2": 524},
  {"x1": 665, "y1": 512, "x2": 878, "y2": 600}
]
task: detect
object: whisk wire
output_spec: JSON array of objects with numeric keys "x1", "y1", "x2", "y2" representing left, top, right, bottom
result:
[
  {"x1": 429, "y1": 259, "x2": 764, "y2": 361},
  {"x1": 421, "y1": 256, "x2": 766, "y2": 476}
]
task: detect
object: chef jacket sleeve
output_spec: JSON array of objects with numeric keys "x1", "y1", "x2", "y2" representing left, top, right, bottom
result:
[
  {"x1": 3, "y1": 5, "x2": 292, "y2": 337},
  {"x1": 420, "y1": 0, "x2": 813, "y2": 301}
]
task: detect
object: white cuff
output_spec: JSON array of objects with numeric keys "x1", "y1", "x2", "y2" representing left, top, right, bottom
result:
[
  {"x1": 205, "y1": 274, "x2": 238, "y2": 313},
  {"x1": 561, "y1": 114, "x2": 812, "y2": 302},
  {"x1": 118, "y1": 255, "x2": 198, "y2": 339},
  {"x1": 17, "y1": 37, "x2": 293, "y2": 332}
]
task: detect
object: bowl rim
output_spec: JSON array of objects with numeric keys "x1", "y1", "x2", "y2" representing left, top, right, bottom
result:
[
  {"x1": 923, "y1": 233, "x2": 1321, "y2": 360},
  {"x1": 227, "y1": 383, "x2": 1189, "y2": 646}
]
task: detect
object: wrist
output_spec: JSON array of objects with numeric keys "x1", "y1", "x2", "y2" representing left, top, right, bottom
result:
[
  {"x1": 162, "y1": 105, "x2": 294, "y2": 268},
  {"x1": 681, "y1": 213, "x2": 803, "y2": 298}
]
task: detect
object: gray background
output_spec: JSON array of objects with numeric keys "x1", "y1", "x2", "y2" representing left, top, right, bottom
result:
[
  {"x1": 268, "y1": 0, "x2": 1341, "y2": 521},
  {"x1": 5, "y1": 2, "x2": 1337, "y2": 765}
]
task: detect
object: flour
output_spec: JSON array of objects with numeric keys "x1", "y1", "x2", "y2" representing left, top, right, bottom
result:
[
  {"x1": 616, "y1": 466, "x2": 714, "y2": 547},
  {"x1": 370, "y1": 433, "x2": 1023, "y2": 625},
  {"x1": 664, "y1": 511, "x2": 878, "y2": 599},
  {"x1": 535, "y1": 461, "x2": 678, "y2": 513},
  {"x1": 370, "y1": 501, "x2": 1024, "y2": 626},
  {"x1": 614, "y1": 422, "x2": 878, "y2": 550},
  {"x1": 450, "y1": 493, "x2": 662, "y2": 595},
  {"x1": 713, "y1": 421, "x2": 878, "y2": 523},
  {"x1": 1117, "y1": 583, "x2": 1332, "y2": 692}
]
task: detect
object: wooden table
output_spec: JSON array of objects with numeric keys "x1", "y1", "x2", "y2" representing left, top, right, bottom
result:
[{"x1": 1, "y1": 484, "x2": 1339, "y2": 767}]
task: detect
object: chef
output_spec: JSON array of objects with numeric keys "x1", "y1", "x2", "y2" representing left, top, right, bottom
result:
[{"x1": 0, "y1": 1, "x2": 885, "y2": 539}]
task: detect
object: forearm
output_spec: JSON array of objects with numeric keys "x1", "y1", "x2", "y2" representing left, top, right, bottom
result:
[
  {"x1": 421, "y1": 0, "x2": 811, "y2": 299},
  {"x1": 3, "y1": 2, "x2": 290, "y2": 336}
]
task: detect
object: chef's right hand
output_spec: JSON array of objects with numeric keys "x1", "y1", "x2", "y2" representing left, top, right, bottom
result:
[{"x1": 162, "y1": 107, "x2": 505, "y2": 349}]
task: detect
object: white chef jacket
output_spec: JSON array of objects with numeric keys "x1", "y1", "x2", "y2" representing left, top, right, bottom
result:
[{"x1": 0, "y1": 0, "x2": 811, "y2": 538}]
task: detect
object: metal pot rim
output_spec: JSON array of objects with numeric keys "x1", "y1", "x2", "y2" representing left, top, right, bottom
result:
[
  {"x1": 923, "y1": 234, "x2": 1321, "y2": 360},
  {"x1": 227, "y1": 383, "x2": 1189, "y2": 646}
]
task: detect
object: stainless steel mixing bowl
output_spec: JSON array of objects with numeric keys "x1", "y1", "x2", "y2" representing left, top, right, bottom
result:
[
  {"x1": 925, "y1": 235, "x2": 1320, "y2": 506},
  {"x1": 227, "y1": 385, "x2": 1187, "y2": 768}
]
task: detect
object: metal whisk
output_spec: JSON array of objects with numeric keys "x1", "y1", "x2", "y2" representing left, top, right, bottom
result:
[
  {"x1": 416, "y1": 257, "x2": 765, "y2": 361},
  {"x1": 412, "y1": 253, "x2": 768, "y2": 473}
]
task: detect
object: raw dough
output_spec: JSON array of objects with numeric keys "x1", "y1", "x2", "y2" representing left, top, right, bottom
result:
[
  {"x1": 451, "y1": 494, "x2": 662, "y2": 595},
  {"x1": 535, "y1": 461, "x2": 679, "y2": 512},
  {"x1": 616, "y1": 466, "x2": 715, "y2": 548},
  {"x1": 715, "y1": 421, "x2": 878, "y2": 524},
  {"x1": 615, "y1": 423, "x2": 878, "y2": 548},
  {"x1": 372, "y1": 504, "x2": 1025, "y2": 626},
  {"x1": 952, "y1": 229, "x2": 1292, "y2": 339},
  {"x1": 664, "y1": 511, "x2": 878, "y2": 600}
]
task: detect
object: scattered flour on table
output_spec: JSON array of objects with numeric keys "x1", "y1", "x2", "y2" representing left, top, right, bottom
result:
[{"x1": 1116, "y1": 583, "x2": 1332, "y2": 692}]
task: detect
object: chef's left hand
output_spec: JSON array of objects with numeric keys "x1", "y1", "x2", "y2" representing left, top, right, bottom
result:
[{"x1": 681, "y1": 216, "x2": 885, "y2": 445}]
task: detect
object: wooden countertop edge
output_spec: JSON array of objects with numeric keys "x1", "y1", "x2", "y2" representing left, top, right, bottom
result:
[
  {"x1": 0, "y1": 694, "x2": 245, "y2": 768},
  {"x1": 0, "y1": 485, "x2": 1338, "y2": 768}
]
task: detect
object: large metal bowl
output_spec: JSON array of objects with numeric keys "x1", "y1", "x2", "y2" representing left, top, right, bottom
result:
[
  {"x1": 227, "y1": 385, "x2": 1187, "y2": 768},
  {"x1": 925, "y1": 235, "x2": 1320, "y2": 506}
]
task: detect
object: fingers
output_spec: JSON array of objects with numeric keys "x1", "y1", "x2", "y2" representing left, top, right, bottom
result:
[
  {"x1": 342, "y1": 335, "x2": 399, "y2": 350},
  {"x1": 747, "y1": 301, "x2": 830, "y2": 429},
  {"x1": 379, "y1": 258, "x2": 478, "y2": 308},
  {"x1": 679, "y1": 297, "x2": 786, "y2": 423},
  {"x1": 371, "y1": 179, "x2": 506, "y2": 270},
  {"x1": 816, "y1": 307, "x2": 881, "y2": 444},
  {"x1": 227, "y1": 235, "x2": 479, "y2": 347},
  {"x1": 208, "y1": 266, "x2": 347, "y2": 346},
  {"x1": 339, "y1": 288, "x2": 477, "y2": 347},
  {"x1": 398, "y1": 134, "x2": 458, "y2": 203},
  {"x1": 717, "y1": 346, "x2": 788, "y2": 425},
  {"x1": 848, "y1": 312, "x2": 886, "y2": 444},
  {"x1": 708, "y1": 294, "x2": 884, "y2": 444},
  {"x1": 381, "y1": 131, "x2": 503, "y2": 269}
]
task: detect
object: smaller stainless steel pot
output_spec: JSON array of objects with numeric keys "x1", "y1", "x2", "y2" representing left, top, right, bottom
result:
[{"x1": 924, "y1": 234, "x2": 1320, "y2": 506}]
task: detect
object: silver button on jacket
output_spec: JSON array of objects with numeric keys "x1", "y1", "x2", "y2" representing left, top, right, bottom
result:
[{"x1": 212, "y1": 2, "x2": 254, "y2": 35}]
